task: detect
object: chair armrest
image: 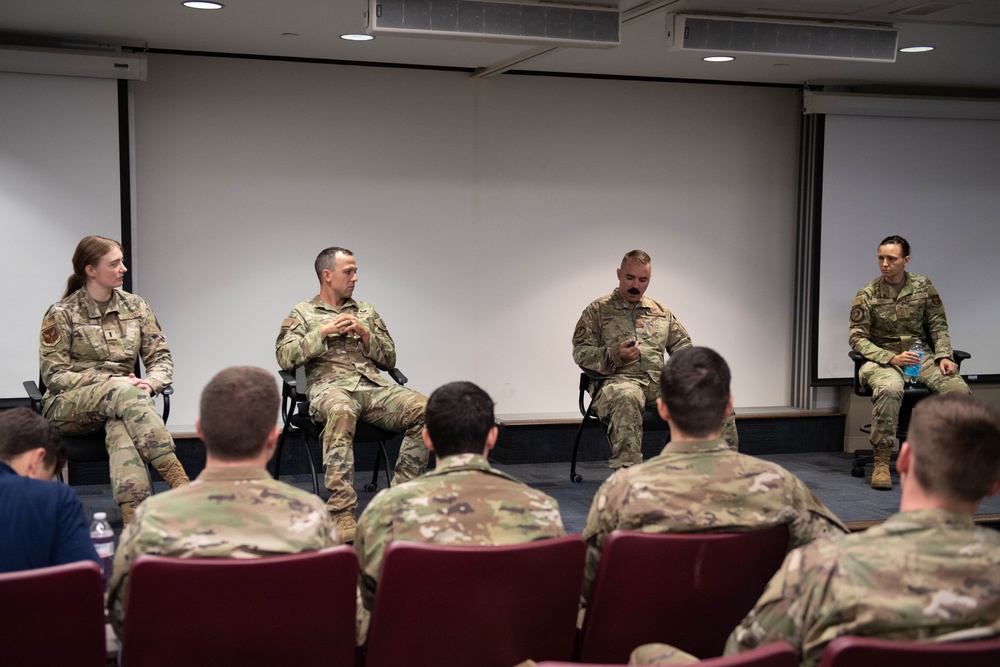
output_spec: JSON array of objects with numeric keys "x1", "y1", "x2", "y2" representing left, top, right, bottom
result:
[
  {"x1": 389, "y1": 368, "x2": 408, "y2": 386},
  {"x1": 22, "y1": 380, "x2": 43, "y2": 413},
  {"x1": 580, "y1": 367, "x2": 607, "y2": 383},
  {"x1": 954, "y1": 350, "x2": 971, "y2": 364},
  {"x1": 159, "y1": 384, "x2": 172, "y2": 424},
  {"x1": 578, "y1": 367, "x2": 608, "y2": 417},
  {"x1": 161, "y1": 384, "x2": 174, "y2": 397}
]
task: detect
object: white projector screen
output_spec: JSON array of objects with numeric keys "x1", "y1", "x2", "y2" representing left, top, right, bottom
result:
[
  {"x1": 815, "y1": 114, "x2": 1000, "y2": 383},
  {"x1": 0, "y1": 72, "x2": 121, "y2": 399}
]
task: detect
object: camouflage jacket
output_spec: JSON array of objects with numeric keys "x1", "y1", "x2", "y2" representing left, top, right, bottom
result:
[
  {"x1": 107, "y1": 466, "x2": 335, "y2": 636},
  {"x1": 728, "y1": 509, "x2": 1000, "y2": 666},
  {"x1": 572, "y1": 289, "x2": 691, "y2": 385},
  {"x1": 355, "y1": 453, "x2": 566, "y2": 610},
  {"x1": 275, "y1": 296, "x2": 395, "y2": 395},
  {"x1": 39, "y1": 288, "x2": 172, "y2": 402},
  {"x1": 581, "y1": 439, "x2": 846, "y2": 601},
  {"x1": 849, "y1": 272, "x2": 954, "y2": 365}
]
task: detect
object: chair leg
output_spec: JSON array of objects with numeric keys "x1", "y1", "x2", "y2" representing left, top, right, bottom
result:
[
  {"x1": 570, "y1": 419, "x2": 589, "y2": 483},
  {"x1": 379, "y1": 441, "x2": 393, "y2": 489},
  {"x1": 365, "y1": 444, "x2": 383, "y2": 493},
  {"x1": 304, "y1": 435, "x2": 319, "y2": 496}
]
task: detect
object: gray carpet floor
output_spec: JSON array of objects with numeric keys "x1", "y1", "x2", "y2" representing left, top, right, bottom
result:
[{"x1": 73, "y1": 451, "x2": 1000, "y2": 536}]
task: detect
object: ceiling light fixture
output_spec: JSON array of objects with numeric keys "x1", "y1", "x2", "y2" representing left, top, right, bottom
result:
[
  {"x1": 899, "y1": 45, "x2": 934, "y2": 53},
  {"x1": 703, "y1": 56, "x2": 734, "y2": 62},
  {"x1": 182, "y1": 1, "x2": 224, "y2": 9},
  {"x1": 341, "y1": 33, "x2": 375, "y2": 41}
]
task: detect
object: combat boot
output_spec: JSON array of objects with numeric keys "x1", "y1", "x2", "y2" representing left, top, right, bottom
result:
[
  {"x1": 121, "y1": 501, "x2": 139, "y2": 526},
  {"x1": 155, "y1": 457, "x2": 190, "y2": 489},
  {"x1": 870, "y1": 442, "x2": 892, "y2": 490},
  {"x1": 331, "y1": 509, "x2": 357, "y2": 544}
]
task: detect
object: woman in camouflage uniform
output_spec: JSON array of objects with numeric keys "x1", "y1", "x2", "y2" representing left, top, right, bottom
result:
[{"x1": 38, "y1": 236, "x2": 189, "y2": 525}]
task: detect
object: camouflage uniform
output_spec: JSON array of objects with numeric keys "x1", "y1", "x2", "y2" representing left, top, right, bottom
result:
[
  {"x1": 572, "y1": 289, "x2": 737, "y2": 468},
  {"x1": 39, "y1": 288, "x2": 188, "y2": 520},
  {"x1": 723, "y1": 509, "x2": 1000, "y2": 667},
  {"x1": 107, "y1": 465, "x2": 335, "y2": 637},
  {"x1": 850, "y1": 272, "x2": 969, "y2": 456},
  {"x1": 275, "y1": 297, "x2": 428, "y2": 517},
  {"x1": 355, "y1": 453, "x2": 566, "y2": 612},
  {"x1": 581, "y1": 439, "x2": 846, "y2": 602}
]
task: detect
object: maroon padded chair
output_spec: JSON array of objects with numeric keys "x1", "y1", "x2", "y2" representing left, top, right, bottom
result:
[
  {"x1": 577, "y1": 525, "x2": 791, "y2": 663},
  {"x1": 364, "y1": 534, "x2": 587, "y2": 667},
  {"x1": 120, "y1": 546, "x2": 357, "y2": 667},
  {"x1": 818, "y1": 635, "x2": 1000, "y2": 667},
  {"x1": 537, "y1": 640, "x2": 799, "y2": 667},
  {"x1": 0, "y1": 560, "x2": 106, "y2": 667}
]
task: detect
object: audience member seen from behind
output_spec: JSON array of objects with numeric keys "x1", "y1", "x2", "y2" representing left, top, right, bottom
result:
[
  {"x1": 107, "y1": 366, "x2": 336, "y2": 638},
  {"x1": 276, "y1": 246, "x2": 429, "y2": 543},
  {"x1": 631, "y1": 393, "x2": 1000, "y2": 666},
  {"x1": 354, "y1": 381, "x2": 567, "y2": 638},
  {"x1": 581, "y1": 347, "x2": 846, "y2": 602},
  {"x1": 572, "y1": 250, "x2": 738, "y2": 470},
  {"x1": 849, "y1": 235, "x2": 970, "y2": 490},
  {"x1": 38, "y1": 235, "x2": 190, "y2": 525},
  {"x1": 0, "y1": 407, "x2": 99, "y2": 572}
]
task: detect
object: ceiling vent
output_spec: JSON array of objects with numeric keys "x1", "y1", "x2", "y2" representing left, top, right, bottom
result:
[
  {"x1": 368, "y1": 0, "x2": 620, "y2": 48},
  {"x1": 667, "y1": 14, "x2": 898, "y2": 62},
  {"x1": 0, "y1": 46, "x2": 147, "y2": 80}
]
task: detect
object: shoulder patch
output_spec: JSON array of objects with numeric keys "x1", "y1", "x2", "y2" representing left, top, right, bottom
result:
[
  {"x1": 850, "y1": 306, "x2": 866, "y2": 323},
  {"x1": 42, "y1": 322, "x2": 59, "y2": 346},
  {"x1": 280, "y1": 317, "x2": 296, "y2": 329}
]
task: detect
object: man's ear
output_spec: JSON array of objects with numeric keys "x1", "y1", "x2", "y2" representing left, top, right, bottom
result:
[
  {"x1": 657, "y1": 397, "x2": 670, "y2": 422},
  {"x1": 484, "y1": 425, "x2": 498, "y2": 453},
  {"x1": 422, "y1": 427, "x2": 435, "y2": 452},
  {"x1": 897, "y1": 441, "x2": 912, "y2": 475}
]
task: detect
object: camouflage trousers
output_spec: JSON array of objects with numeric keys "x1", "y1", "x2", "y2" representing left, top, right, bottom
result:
[
  {"x1": 592, "y1": 377, "x2": 738, "y2": 468},
  {"x1": 860, "y1": 356, "x2": 970, "y2": 452},
  {"x1": 309, "y1": 380, "x2": 428, "y2": 513},
  {"x1": 42, "y1": 380, "x2": 181, "y2": 511}
]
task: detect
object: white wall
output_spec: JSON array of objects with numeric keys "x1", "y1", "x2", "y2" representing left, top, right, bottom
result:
[
  {"x1": 127, "y1": 54, "x2": 801, "y2": 430},
  {"x1": 0, "y1": 72, "x2": 120, "y2": 398}
]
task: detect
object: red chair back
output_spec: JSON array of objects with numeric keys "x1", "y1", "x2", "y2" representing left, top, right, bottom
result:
[
  {"x1": 538, "y1": 639, "x2": 799, "y2": 667},
  {"x1": 120, "y1": 546, "x2": 357, "y2": 667},
  {"x1": 0, "y1": 561, "x2": 106, "y2": 667},
  {"x1": 578, "y1": 525, "x2": 790, "y2": 663},
  {"x1": 818, "y1": 635, "x2": 1000, "y2": 667},
  {"x1": 364, "y1": 535, "x2": 586, "y2": 667}
]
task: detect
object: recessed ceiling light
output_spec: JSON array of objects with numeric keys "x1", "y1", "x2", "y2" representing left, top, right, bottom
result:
[
  {"x1": 703, "y1": 56, "x2": 734, "y2": 63},
  {"x1": 182, "y1": 1, "x2": 224, "y2": 9},
  {"x1": 281, "y1": 33, "x2": 300, "y2": 37},
  {"x1": 341, "y1": 33, "x2": 375, "y2": 41},
  {"x1": 899, "y1": 45, "x2": 934, "y2": 53}
]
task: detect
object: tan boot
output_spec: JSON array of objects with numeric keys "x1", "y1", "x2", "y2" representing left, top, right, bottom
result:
[
  {"x1": 155, "y1": 457, "x2": 190, "y2": 489},
  {"x1": 121, "y1": 501, "x2": 139, "y2": 526},
  {"x1": 870, "y1": 462, "x2": 892, "y2": 490},
  {"x1": 331, "y1": 509, "x2": 357, "y2": 544},
  {"x1": 870, "y1": 441, "x2": 893, "y2": 489}
]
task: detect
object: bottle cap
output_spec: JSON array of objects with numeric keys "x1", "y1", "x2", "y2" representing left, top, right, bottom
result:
[{"x1": 94, "y1": 512, "x2": 107, "y2": 521}]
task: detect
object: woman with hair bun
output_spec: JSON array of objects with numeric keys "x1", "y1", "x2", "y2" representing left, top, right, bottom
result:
[{"x1": 39, "y1": 235, "x2": 190, "y2": 525}]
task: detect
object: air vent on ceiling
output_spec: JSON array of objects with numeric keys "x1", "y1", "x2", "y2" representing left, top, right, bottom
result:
[
  {"x1": 368, "y1": 0, "x2": 620, "y2": 48},
  {"x1": 667, "y1": 14, "x2": 898, "y2": 62}
]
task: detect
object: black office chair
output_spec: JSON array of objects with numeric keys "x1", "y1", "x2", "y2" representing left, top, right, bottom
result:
[
  {"x1": 569, "y1": 367, "x2": 669, "y2": 483},
  {"x1": 23, "y1": 363, "x2": 169, "y2": 485},
  {"x1": 274, "y1": 367, "x2": 405, "y2": 496},
  {"x1": 848, "y1": 348, "x2": 969, "y2": 477}
]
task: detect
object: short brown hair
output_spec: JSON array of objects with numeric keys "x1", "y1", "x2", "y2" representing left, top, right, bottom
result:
[
  {"x1": 907, "y1": 393, "x2": 1000, "y2": 503},
  {"x1": 314, "y1": 247, "x2": 353, "y2": 282},
  {"x1": 621, "y1": 249, "x2": 651, "y2": 268},
  {"x1": 64, "y1": 235, "x2": 123, "y2": 298},
  {"x1": 0, "y1": 408, "x2": 66, "y2": 471},
  {"x1": 659, "y1": 347, "x2": 730, "y2": 438},
  {"x1": 198, "y1": 367, "x2": 280, "y2": 461}
]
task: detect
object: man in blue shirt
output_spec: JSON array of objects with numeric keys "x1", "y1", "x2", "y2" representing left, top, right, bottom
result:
[{"x1": 0, "y1": 407, "x2": 98, "y2": 572}]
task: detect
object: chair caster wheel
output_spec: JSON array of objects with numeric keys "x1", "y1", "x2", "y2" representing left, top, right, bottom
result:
[
  {"x1": 364, "y1": 483, "x2": 378, "y2": 492},
  {"x1": 850, "y1": 466, "x2": 864, "y2": 478},
  {"x1": 571, "y1": 474, "x2": 583, "y2": 483}
]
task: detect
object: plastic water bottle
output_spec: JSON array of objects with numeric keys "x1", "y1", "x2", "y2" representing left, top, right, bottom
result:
[
  {"x1": 89, "y1": 511, "x2": 115, "y2": 590},
  {"x1": 904, "y1": 339, "x2": 925, "y2": 385}
]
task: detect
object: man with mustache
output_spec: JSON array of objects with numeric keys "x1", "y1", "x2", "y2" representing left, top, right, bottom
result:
[{"x1": 572, "y1": 250, "x2": 737, "y2": 469}]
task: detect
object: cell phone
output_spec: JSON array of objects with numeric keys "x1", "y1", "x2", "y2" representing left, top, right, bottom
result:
[{"x1": 626, "y1": 341, "x2": 636, "y2": 348}]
